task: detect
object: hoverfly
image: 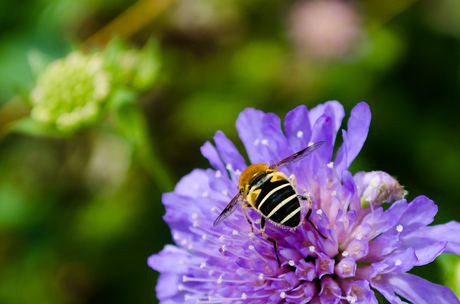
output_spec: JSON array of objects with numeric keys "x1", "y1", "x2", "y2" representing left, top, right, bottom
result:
[{"x1": 213, "y1": 141, "x2": 325, "y2": 266}]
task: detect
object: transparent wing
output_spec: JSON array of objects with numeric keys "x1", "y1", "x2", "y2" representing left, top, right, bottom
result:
[
  {"x1": 213, "y1": 192, "x2": 242, "y2": 227},
  {"x1": 270, "y1": 141, "x2": 325, "y2": 169}
]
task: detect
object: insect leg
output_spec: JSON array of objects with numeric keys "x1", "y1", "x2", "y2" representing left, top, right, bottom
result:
[
  {"x1": 241, "y1": 204, "x2": 254, "y2": 233},
  {"x1": 260, "y1": 217, "x2": 281, "y2": 267},
  {"x1": 298, "y1": 194, "x2": 327, "y2": 239}
]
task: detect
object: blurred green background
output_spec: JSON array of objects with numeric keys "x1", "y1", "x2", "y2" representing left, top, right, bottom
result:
[{"x1": 0, "y1": 0, "x2": 460, "y2": 303}]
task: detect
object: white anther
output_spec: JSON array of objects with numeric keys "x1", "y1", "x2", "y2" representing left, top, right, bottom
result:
[
  {"x1": 215, "y1": 170, "x2": 222, "y2": 178},
  {"x1": 258, "y1": 273, "x2": 264, "y2": 280},
  {"x1": 331, "y1": 191, "x2": 337, "y2": 196},
  {"x1": 297, "y1": 131, "x2": 304, "y2": 138},
  {"x1": 253, "y1": 139, "x2": 260, "y2": 146},
  {"x1": 188, "y1": 244, "x2": 193, "y2": 250},
  {"x1": 194, "y1": 221, "x2": 200, "y2": 227},
  {"x1": 202, "y1": 234, "x2": 207, "y2": 240},
  {"x1": 183, "y1": 275, "x2": 188, "y2": 282},
  {"x1": 248, "y1": 232, "x2": 255, "y2": 238},
  {"x1": 327, "y1": 162, "x2": 334, "y2": 168},
  {"x1": 255, "y1": 219, "x2": 261, "y2": 224},
  {"x1": 308, "y1": 141, "x2": 314, "y2": 146},
  {"x1": 232, "y1": 230, "x2": 238, "y2": 235},
  {"x1": 221, "y1": 245, "x2": 226, "y2": 252},
  {"x1": 200, "y1": 262, "x2": 206, "y2": 268},
  {"x1": 356, "y1": 234, "x2": 362, "y2": 240},
  {"x1": 316, "y1": 209, "x2": 323, "y2": 215},
  {"x1": 366, "y1": 196, "x2": 372, "y2": 202},
  {"x1": 249, "y1": 245, "x2": 255, "y2": 250},
  {"x1": 395, "y1": 260, "x2": 402, "y2": 266},
  {"x1": 235, "y1": 169, "x2": 242, "y2": 176},
  {"x1": 217, "y1": 276, "x2": 223, "y2": 284},
  {"x1": 194, "y1": 184, "x2": 199, "y2": 190},
  {"x1": 261, "y1": 139, "x2": 269, "y2": 145},
  {"x1": 226, "y1": 163, "x2": 233, "y2": 171},
  {"x1": 211, "y1": 207, "x2": 216, "y2": 212},
  {"x1": 280, "y1": 292, "x2": 286, "y2": 299},
  {"x1": 192, "y1": 213, "x2": 198, "y2": 219},
  {"x1": 241, "y1": 293, "x2": 247, "y2": 300},
  {"x1": 202, "y1": 191, "x2": 208, "y2": 197},
  {"x1": 219, "y1": 235, "x2": 225, "y2": 241},
  {"x1": 347, "y1": 295, "x2": 357, "y2": 303},
  {"x1": 221, "y1": 189, "x2": 228, "y2": 196},
  {"x1": 181, "y1": 239, "x2": 188, "y2": 245},
  {"x1": 396, "y1": 225, "x2": 404, "y2": 232},
  {"x1": 289, "y1": 260, "x2": 295, "y2": 266},
  {"x1": 173, "y1": 233, "x2": 180, "y2": 240},
  {"x1": 178, "y1": 284, "x2": 184, "y2": 291},
  {"x1": 309, "y1": 246, "x2": 316, "y2": 253},
  {"x1": 342, "y1": 251, "x2": 349, "y2": 257}
]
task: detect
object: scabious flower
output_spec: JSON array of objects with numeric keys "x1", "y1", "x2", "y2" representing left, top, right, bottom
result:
[
  {"x1": 29, "y1": 40, "x2": 160, "y2": 135},
  {"x1": 30, "y1": 52, "x2": 111, "y2": 133},
  {"x1": 149, "y1": 101, "x2": 460, "y2": 303}
]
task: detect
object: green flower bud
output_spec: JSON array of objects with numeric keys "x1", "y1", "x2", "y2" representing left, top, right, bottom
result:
[{"x1": 30, "y1": 51, "x2": 111, "y2": 134}]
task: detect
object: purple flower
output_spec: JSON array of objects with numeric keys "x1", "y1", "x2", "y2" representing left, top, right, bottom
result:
[{"x1": 149, "y1": 101, "x2": 460, "y2": 304}]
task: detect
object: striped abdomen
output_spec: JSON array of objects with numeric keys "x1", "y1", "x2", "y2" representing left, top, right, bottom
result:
[{"x1": 247, "y1": 172, "x2": 301, "y2": 228}]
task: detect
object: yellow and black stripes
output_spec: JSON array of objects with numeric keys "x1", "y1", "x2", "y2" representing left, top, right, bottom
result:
[{"x1": 247, "y1": 173, "x2": 301, "y2": 228}]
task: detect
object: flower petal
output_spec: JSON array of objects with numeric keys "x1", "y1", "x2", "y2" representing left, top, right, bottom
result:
[
  {"x1": 284, "y1": 105, "x2": 312, "y2": 153},
  {"x1": 213, "y1": 130, "x2": 246, "y2": 180},
  {"x1": 334, "y1": 102, "x2": 371, "y2": 174},
  {"x1": 402, "y1": 221, "x2": 460, "y2": 255},
  {"x1": 308, "y1": 101, "x2": 344, "y2": 136},
  {"x1": 386, "y1": 272, "x2": 460, "y2": 304},
  {"x1": 384, "y1": 196, "x2": 437, "y2": 237},
  {"x1": 200, "y1": 141, "x2": 226, "y2": 175}
]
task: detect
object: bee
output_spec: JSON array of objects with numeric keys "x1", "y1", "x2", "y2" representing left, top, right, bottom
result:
[{"x1": 213, "y1": 141, "x2": 325, "y2": 266}]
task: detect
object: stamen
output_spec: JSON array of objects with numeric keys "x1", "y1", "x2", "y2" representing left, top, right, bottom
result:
[
  {"x1": 192, "y1": 221, "x2": 222, "y2": 237},
  {"x1": 327, "y1": 162, "x2": 334, "y2": 168},
  {"x1": 216, "y1": 275, "x2": 250, "y2": 284},
  {"x1": 219, "y1": 235, "x2": 245, "y2": 243},
  {"x1": 221, "y1": 245, "x2": 250, "y2": 260},
  {"x1": 280, "y1": 291, "x2": 304, "y2": 299},
  {"x1": 210, "y1": 207, "x2": 220, "y2": 214},
  {"x1": 221, "y1": 190, "x2": 228, "y2": 196},
  {"x1": 347, "y1": 295, "x2": 357, "y2": 303},
  {"x1": 309, "y1": 246, "x2": 316, "y2": 253},
  {"x1": 188, "y1": 244, "x2": 222, "y2": 258},
  {"x1": 248, "y1": 245, "x2": 269, "y2": 262},
  {"x1": 297, "y1": 131, "x2": 304, "y2": 138},
  {"x1": 226, "y1": 163, "x2": 233, "y2": 171},
  {"x1": 289, "y1": 260, "x2": 295, "y2": 266},
  {"x1": 356, "y1": 234, "x2": 362, "y2": 240},
  {"x1": 258, "y1": 273, "x2": 284, "y2": 281},
  {"x1": 396, "y1": 225, "x2": 403, "y2": 232},
  {"x1": 316, "y1": 209, "x2": 323, "y2": 215},
  {"x1": 229, "y1": 230, "x2": 261, "y2": 244},
  {"x1": 202, "y1": 234, "x2": 222, "y2": 246},
  {"x1": 235, "y1": 169, "x2": 241, "y2": 176},
  {"x1": 183, "y1": 276, "x2": 217, "y2": 283},
  {"x1": 215, "y1": 170, "x2": 222, "y2": 178},
  {"x1": 178, "y1": 284, "x2": 205, "y2": 294},
  {"x1": 308, "y1": 141, "x2": 314, "y2": 146},
  {"x1": 331, "y1": 191, "x2": 337, "y2": 196},
  {"x1": 202, "y1": 192, "x2": 209, "y2": 197},
  {"x1": 253, "y1": 139, "x2": 260, "y2": 146},
  {"x1": 342, "y1": 251, "x2": 349, "y2": 257},
  {"x1": 192, "y1": 213, "x2": 198, "y2": 219},
  {"x1": 395, "y1": 260, "x2": 401, "y2": 266},
  {"x1": 261, "y1": 139, "x2": 269, "y2": 145}
]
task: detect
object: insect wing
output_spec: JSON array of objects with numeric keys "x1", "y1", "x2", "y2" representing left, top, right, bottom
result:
[
  {"x1": 213, "y1": 193, "x2": 242, "y2": 227},
  {"x1": 270, "y1": 141, "x2": 325, "y2": 169}
]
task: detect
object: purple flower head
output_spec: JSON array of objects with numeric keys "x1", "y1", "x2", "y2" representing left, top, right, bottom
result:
[{"x1": 149, "y1": 101, "x2": 460, "y2": 304}]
